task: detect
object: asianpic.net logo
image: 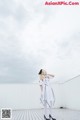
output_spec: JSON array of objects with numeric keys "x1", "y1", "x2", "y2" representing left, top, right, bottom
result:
[{"x1": 45, "y1": 1, "x2": 80, "y2": 5}]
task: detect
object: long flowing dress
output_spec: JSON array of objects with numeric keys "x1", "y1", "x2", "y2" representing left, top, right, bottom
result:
[{"x1": 39, "y1": 75, "x2": 55, "y2": 107}]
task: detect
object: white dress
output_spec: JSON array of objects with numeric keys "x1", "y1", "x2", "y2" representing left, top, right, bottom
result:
[{"x1": 39, "y1": 75, "x2": 55, "y2": 107}]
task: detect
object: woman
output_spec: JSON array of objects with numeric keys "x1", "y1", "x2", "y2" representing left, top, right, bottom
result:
[{"x1": 38, "y1": 69, "x2": 56, "y2": 120}]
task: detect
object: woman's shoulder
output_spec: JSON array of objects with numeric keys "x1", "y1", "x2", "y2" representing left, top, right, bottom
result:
[{"x1": 45, "y1": 75, "x2": 50, "y2": 79}]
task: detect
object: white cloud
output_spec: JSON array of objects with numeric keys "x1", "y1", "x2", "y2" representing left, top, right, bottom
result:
[{"x1": 0, "y1": 0, "x2": 80, "y2": 83}]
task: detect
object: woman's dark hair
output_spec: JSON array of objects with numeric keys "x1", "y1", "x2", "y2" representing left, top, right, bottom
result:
[{"x1": 38, "y1": 69, "x2": 43, "y2": 74}]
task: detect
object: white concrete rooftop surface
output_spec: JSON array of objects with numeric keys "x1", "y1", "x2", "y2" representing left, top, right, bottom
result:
[{"x1": 0, "y1": 108, "x2": 80, "y2": 120}]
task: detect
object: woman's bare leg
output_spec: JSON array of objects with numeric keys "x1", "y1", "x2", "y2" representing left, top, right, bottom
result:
[
  {"x1": 44, "y1": 100, "x2": 49, "y2": 119},
  {"x1": 49, "y1": 101, "x2": 53, "y2": 116},
  {"x1": 49, "y1": 101, "x2": 56, "y2": 120}
]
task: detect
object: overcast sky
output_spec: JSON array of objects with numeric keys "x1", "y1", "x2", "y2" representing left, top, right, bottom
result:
[{"x1": 0, "y1": 0, "x2": 80, "y2": 83}]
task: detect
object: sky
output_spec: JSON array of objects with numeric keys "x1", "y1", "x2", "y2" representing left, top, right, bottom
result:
[{"x1": 0, "y1": 0, "x2": 80, "y2": 83}]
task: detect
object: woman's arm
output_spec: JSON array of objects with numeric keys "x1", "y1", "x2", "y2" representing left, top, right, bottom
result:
[
  {"x1": 46, "y1": 74, "x2": 55, "y2": 79},
  {"x1": 40, "y1": 85, "x2": 43, "y2": 92}
]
